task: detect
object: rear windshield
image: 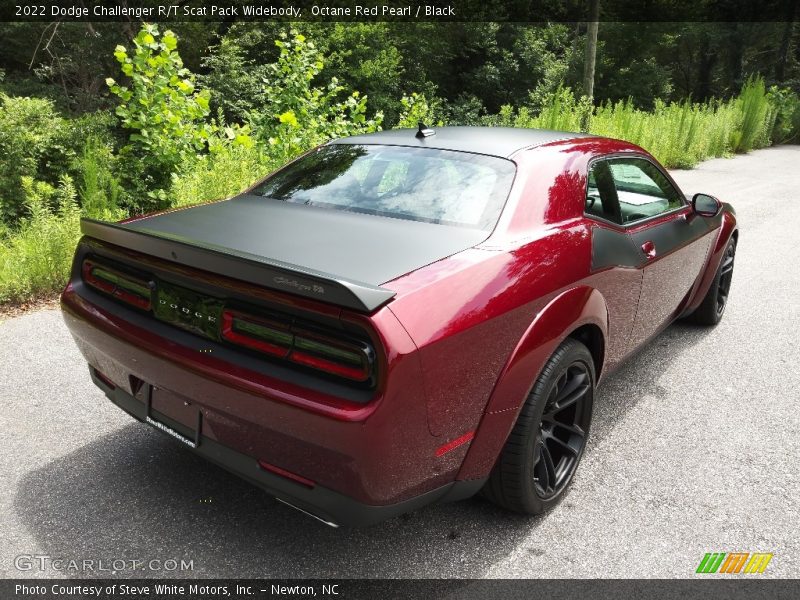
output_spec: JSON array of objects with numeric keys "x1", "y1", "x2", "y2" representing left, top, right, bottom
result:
[{"x1": 253, "y1": 144, "x2": 516, "y2": 230}]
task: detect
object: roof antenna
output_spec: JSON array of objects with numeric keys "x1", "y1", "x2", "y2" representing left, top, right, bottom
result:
[{"x1": 416, "y1": 121, "x2": 435, "y2": 138}]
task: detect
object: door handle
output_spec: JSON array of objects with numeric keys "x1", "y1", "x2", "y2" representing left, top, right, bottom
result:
[{"x1": 641, "y1": 240, "x2": 657, "y2": 260}]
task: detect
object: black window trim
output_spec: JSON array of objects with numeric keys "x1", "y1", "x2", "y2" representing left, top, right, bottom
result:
[{"x1": 584, "y1": 153, "x2": 688, "y2": 229}]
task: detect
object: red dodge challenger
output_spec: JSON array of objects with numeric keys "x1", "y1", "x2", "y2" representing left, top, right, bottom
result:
[{"x1": 61, "y1": 126, "x2": 737, "y2": 526}]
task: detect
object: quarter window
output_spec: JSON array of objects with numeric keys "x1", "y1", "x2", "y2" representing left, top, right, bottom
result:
[{"x1": 586, "y1": 157, "x2": 684, "y2": 225}]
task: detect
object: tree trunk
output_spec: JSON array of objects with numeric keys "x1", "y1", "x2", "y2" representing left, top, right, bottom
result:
[
  {"x1": 696, "y1": 37, "x2": 717, "y2": 102},
  {"x1": 776, "y1": 6, "x2": 796, "y2": 83},
  {"x1": 581, "y1": 0, "x2": 600, "y2": 132}
]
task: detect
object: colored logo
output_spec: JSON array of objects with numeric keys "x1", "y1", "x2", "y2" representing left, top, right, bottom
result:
[{"x1": 696, "y1": 552, "x2": 773, "y2": 574}]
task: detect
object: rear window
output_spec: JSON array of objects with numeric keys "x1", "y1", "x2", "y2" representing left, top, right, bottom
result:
[{"x1": 254, "y1": 144, "x2": 516, "y2": 230}]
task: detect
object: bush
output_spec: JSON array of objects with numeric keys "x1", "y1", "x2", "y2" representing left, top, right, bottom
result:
[
  {"x1": 0, "y1": 94, "x2": 68, "y2": 224},
  {"x1": 396, "y1": 92, "x2": 443, "y2": 128},
  {"x1": 76, "y1": 137, "x2": 125, "y2": 221},
  {"x1": 170, "y1": 143, "x2": 278, "y2": 207},
  {"x1": 106, "y1": 24, "x2": 255, "y2": 214},
  {"x1": 732, "y1": 75, "x2": 774, "y2": 153},
  {"x1": 766, "y1": 86, "x2": 800, "y2": 144},
  {"x1": 0, "y1": 176, "x2": 81, "y2": 303},
  {"x1": 107, "y1": 25, "x2": 215, "y2": 170}
]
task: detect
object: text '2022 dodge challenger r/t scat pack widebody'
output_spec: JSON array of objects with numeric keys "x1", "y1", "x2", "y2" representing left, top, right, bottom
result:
[{"x1": 61, "y1": 125, "x2": 737, "y2": 527}]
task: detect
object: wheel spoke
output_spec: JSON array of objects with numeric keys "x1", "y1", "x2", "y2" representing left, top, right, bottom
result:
[
  {"x1": 721, "y1": 253, "x2": 734, "y2": 268},
  {"x1": 544, "y1": 431, "x2": 580, "y2": 456},
  {"x1": 553, "y1": 420, "x2": 585, "y2": 438},
  {"x1": 545, "y1": 379, "x2": 588, "y2": 418},
  {"x1": 540, "y1": 441, "x2": 557, "y2": 492},
  {"x1": 556, "y1": 369, "x2": 585, "y2": 401}
]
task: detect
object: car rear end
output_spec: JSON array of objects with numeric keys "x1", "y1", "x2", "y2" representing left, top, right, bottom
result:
[{"x1": 61, "y1": 234, "x2": 488, "y2": 527}]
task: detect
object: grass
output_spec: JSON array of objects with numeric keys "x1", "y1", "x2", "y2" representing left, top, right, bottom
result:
[
  {"x1": 495, "y1": 76, "x2": 776, "y2": 169},
  {"x1": 0, "y1": 177, "x2": 81, "y2": 303},
  {"x1": 170, "y1": 143, "x2": 279, "y2": 208}
]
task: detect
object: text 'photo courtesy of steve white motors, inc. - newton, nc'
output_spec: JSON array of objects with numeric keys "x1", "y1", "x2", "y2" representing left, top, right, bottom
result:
[
  {"x1": 33, "y1": 3, "x2": 456, "y2": 19},
  {"x1": 15, "y1": 583, "x2": 338, "y2": 597}
]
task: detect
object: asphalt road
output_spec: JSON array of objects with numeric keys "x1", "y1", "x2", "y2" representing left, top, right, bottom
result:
[{"x1": 1, "y1": 146, "x2": 799, "y2": 580}]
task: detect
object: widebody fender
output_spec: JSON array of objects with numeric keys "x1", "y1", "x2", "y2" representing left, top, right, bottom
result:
[
  {"x1": 683, "y1": 205, "x2": 738, "y2": 316},
  {"x1": 456, "y1": 285, "x2": 608, "y2": 481}
]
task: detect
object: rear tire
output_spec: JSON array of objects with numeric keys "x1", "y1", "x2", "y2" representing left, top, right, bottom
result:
[
  {"x1": 483, "y1": 338, "x2": 594, "y2": 515},
  {"x1": 688, "y1": 238, "x2": 736, "y2": 326}
]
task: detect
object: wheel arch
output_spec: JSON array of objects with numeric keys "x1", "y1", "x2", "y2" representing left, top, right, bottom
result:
[
  {"x1": 567, "y1": 322, "x2": 605, "y2": 382},
  {"x1": 684, "y1": 207, "x2": 738, "y2": 317},
  {"x1": 456, "y1": 285, "x2": 608, "y2": 481}
]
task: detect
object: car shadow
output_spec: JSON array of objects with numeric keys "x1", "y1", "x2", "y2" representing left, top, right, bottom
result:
[
  {"x1": 14, "y1": 322, "x2": 713, "y2": 579},
  {"x1": 589, "y1": 322, "x2": 713, "y2": 446}
]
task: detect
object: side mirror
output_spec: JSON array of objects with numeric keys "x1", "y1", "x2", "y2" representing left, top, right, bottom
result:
[{"x1": 692, "y1": 193, "x2": 722, "y2": 217}]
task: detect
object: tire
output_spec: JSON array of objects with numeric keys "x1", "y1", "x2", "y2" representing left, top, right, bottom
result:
[
  {"x1": 482, "y1": 338, "x2": 595, "y2": 515},
  {"x1": 688, "y1": 238, "x2": 736, "y2": 326}
]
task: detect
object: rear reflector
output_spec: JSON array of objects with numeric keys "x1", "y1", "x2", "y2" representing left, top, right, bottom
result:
[
  {"x1": 93, "y1": 368, "x2": 116, "y2": 390},
  {"x1": 82, "y1": 259, "x2": 152, "y2": 310},
  {"x1": 257, "y1": 459, "x2": 315, "y2": 489},
  {"x1": 436, "y1": 431, "x2": 475, "y2": 457}
]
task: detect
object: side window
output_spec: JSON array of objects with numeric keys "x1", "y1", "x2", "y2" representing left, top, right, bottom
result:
[
  {"x1": 607, "y1": 158, "x2": 683, "y2": 223},
  {"x1": 585, "y1": 161, "x2": 622, "y2": 224}
]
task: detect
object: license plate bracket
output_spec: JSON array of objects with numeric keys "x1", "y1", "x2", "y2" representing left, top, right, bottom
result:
[{"x1": 143, "y1": 384, "x2": 202, "y2": 449}]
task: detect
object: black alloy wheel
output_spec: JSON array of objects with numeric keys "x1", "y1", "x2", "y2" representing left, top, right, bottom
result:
[
  {"x1": 688, "y1": 238, "x2": 737, "y2": 326},
  {"x1": 716, "y1": 242, "x2": 736, "y2": 316},
  {"x1": 483, "y1": 338, "x2": 595, "y2": 515},
  {"x1": 534, "y1": 362, "x2": 592, "y2": 498}
]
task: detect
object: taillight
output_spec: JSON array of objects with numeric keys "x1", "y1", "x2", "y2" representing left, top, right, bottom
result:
[
  {"x1": 82, "y1": 259, "x2": 152, "y2": 310},
  {"x1": 221, "y1": 309, "x2": 373, "y2": 382},
  {"x1": 221, "y1": 310, "x2": 292, "y2": 358},
  {"x1": 290, "y1": 333, "x2": 371, "y2": 381}
]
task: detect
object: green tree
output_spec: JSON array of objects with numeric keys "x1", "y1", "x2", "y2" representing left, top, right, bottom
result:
[
  {"x1": 107, "y1": 25, "x2": 215, "y2": 176},
  {"x1": 249, "y1": 30, "x2": 383, "y2": 163},
  {"x1": 106, "y1": 23, "x2": 250, "y2": 211}
]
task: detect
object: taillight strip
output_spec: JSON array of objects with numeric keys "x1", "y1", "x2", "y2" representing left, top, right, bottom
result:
[
  {"x1": 289, "y1": 350, "x2": 369, "y2": 381},
  {"x1": 82, "y1": 259, "x2": 152, "y2": 311},
  {"x1": 81, "y1": 257, "x2": 374, "y2": 384},
  {"x1": 221, "y1": 309, "x2": 372, "y2": 382},
  {"x1": 221, "y1": 310, "x2": 291, "y2": 358}
]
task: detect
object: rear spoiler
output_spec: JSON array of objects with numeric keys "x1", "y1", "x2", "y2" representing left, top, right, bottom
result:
[{"x1": 80, "y1": 218, "x2": 396, "y2": 313}]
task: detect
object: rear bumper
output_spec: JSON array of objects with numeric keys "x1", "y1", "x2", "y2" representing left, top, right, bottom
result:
[
  {"x1": 61, "y1": 284, "x2": 484, "y2": 525},
  {"x1": 92, "y1": 370, "x2": 482, "y2": 527}
]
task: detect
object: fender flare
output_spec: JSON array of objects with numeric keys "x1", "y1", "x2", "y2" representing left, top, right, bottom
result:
[
  {"x1": 684, "y1": 207, "x2": 738, "y2": 316},
  {"x1": 456, "y1": 285, "x2": 608, "y2": 481}
]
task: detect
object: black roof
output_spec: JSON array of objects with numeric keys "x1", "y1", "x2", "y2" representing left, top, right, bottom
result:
[{"x1": 329, "y1": 126, "x2": 593, "y2": 158}]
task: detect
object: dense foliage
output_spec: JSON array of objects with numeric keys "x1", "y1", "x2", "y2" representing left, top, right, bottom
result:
[{"x1": 0, "y1": 21, "x2": 798, "y2": 304}]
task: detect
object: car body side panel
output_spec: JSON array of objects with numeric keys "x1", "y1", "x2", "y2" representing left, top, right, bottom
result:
[
  {"x1": 384, "y1": 227, "x2": 589, "y2": 439},
  {"x1": 625, "y1": 208, "x2": 715, "y2": 348}
]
